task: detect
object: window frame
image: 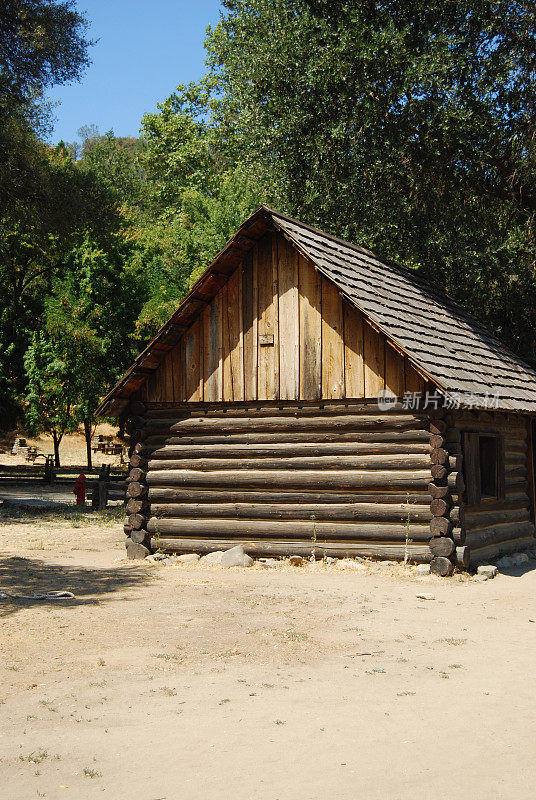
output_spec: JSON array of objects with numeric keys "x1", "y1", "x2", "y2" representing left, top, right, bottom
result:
[{"x1": 462, "y1": 430, "x2": 505, "y2": 505}]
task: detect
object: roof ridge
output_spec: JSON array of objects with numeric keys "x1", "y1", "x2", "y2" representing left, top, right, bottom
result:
[
  {"x1": 263, "y1": 206, "x2": 479, "y2": 320},
  {"x1": 261, "y1": 205, "x2": 391, "y2": 264}
]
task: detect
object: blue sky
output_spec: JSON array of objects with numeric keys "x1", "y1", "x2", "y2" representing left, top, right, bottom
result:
[{"x1": 47, "y1": 0, "x2": 223, "y2": 144}]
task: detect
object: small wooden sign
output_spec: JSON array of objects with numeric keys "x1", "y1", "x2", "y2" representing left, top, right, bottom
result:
[{"x1": 259, "y1": 334, "x2": 274, "y2": 346}]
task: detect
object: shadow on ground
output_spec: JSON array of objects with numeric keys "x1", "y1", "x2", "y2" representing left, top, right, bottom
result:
[
  {"x1": 0, "y1": 555, "x2": 152, "y2": 618},
  {"x1": 496, "y1": 561, "x2": 536, "y2": 577},
  {"x1": 0, "y1": 502, "x2": 123, "y2": 525}
]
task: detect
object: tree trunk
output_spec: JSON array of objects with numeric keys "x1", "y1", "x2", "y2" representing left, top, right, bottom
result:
[
  {"x1": 52, "y1": 430, "x2": 61, "y2": 468},
  {"x1": 84, "y1": 418, "x2": 93, "y2": 470}
]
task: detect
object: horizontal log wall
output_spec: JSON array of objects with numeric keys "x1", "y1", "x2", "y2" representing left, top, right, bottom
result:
[
  {"x1": 449, "y1": 410, "x2": 535, "y2": 565},
  {"x1": 142, "y1": 402, "x2": 435, "y2": 561},
  {"x1": 150, "y1": 538, "x2": 433, "y2": 563},
  {"x1": 150, "y1": 502, "x2": 432, "y2": 522},
  {"x1": 140, "y1": 232, "x2": 426, "y2": 404},
  {"x1": 124, "y1": 402, "x2": 535, "y2": 569}
]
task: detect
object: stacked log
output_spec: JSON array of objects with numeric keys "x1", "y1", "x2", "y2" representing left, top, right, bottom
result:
[
  {"x1": 431, "y1": 409, "x2": 536, "y2": 567},
  {"x1": 141, "y1": 402, "x2": 437, "y2": 562},
  {"x1": 117, "y1": 402, "x2": 536, "y2": 569},
  {"x1": 427, "y1": 410, "x2": 468, "y2": 576},
  {"x1": 149, "y1": 538, "x2": 432, "y2": 562},
  {"x1": 124, "y1": 402, "x2": 151, "y2": 558},
  {"x1": 125, "y1": 400, "x2": 147, "y2": 459}
]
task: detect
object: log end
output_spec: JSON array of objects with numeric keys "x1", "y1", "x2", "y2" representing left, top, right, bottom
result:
[
  {"x1": 455, "y1": 546, "x2": 470, "y2": 569},
  {"x1": 429, "y1": 536, "x2": 455, "y2": 558},
  {"x1": 430, "y1": 556, "x2": 454, "y2": 577},
  {"x1": 130, "y1": 529, "x2": 151, "y2": 546},
  {"x1": 125, "y1": 538, "x2": 151, "y2": 559}
]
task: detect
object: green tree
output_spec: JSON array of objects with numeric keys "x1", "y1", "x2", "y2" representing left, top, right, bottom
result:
[
  {"x1": 38, "y1": 236, "x2": 140, "y2": 467},
  {"x1": 0, "y1": 141, "x2": 126, "y2": 429},
  {"x1": 0, "y1": 0, "x2": 90, "y2": 111},
  {"x1": 24, "y1": 331, "x2": 77, "y2": 467},
  {"x1": 75, "y1": 127, "x2": 146, "y2": 207},
  {"x1": 0, "y1": 0, "x2": 92, "y2": 211},
  {"x1": 139, "y1": 89, "x2": 221, "y2": 214},
  {"x1": 0, "y1": 0, "x2": 99, "y2": 430},
  {"x1": 203, "y1": 0, "x2": 536, "y2": 363},
  {"x1": 131, "y1": 87, "x2": 264, "y2": 337},
  {"x1": 128, "y1": 219, "x2": 192, "y2": 341}
]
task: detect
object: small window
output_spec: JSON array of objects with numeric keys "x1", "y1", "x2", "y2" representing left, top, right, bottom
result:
[
  {"x1": 479, "y1": 435, "x2": 499, "y2": 498},
  {"x1": 463, "y1": 432, "x2": 505, "y2": 504}
]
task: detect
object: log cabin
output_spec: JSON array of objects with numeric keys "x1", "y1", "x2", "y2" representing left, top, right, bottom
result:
[{"x1": 96, "y1": 206, "x2": 536, "y2": 574}]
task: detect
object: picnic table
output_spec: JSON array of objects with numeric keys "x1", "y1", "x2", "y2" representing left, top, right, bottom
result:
[
  {"x1": 26, "y1": 446, "x2": 39, "y2": 462},
  {"x1": 91, "y1": 435, "x2": 125, "y2": 459},
  {"x1": 103, "y1": 442, "x2": 123, "y2": 455},
  {"x1": 91, "y1": 434, "x2": 114, "y2": 453}
]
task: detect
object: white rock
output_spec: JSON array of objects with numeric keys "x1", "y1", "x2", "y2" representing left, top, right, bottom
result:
[
  {"x1": 199, "y1": 550, "x2": 224, "y2": 565},
  {"x1": 473, "y1": 574, "x2": 488, "y2": 582},
  {"x1": 380, "y1": 560, "x2": 397, "y2": 566},
  {"x1": 221, "y1": 545, "x2": 254, "y2": 568},
  {"x1": 341, "y1": 560, "x2": 367, "y2": 571},
  {"x1": 145, "y1": 554, "x2": 157, "y2": 563},
  {"x1": 153, "y1": 552, "x2": 167, "y2": 561},
  {"x1": 415, "y1": 564, "x2": 431, "y2": 575},
  {"x1": 259, "y1": 558, "x2": 281, "y2": 568},
  {"x1": 416, "y1": 593, "x2": 435, "y2": 600},
  {"x1": 477, "y1": 565, "x2": 498, "y2": 579},
  {"x1": 176, "y1": 553, "x2": 200, "y2": 564}
]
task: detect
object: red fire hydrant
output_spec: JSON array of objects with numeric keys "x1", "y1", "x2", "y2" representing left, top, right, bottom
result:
[{"x1": 73, "y1": 473, "x2": 86, "y2": 505}]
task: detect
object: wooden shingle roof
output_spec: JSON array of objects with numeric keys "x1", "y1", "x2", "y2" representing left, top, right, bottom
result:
[
  {"x1": 97, "y1": 206, "x2": 536, "y2": 415},
  {"x1": 270, "y1": 209, "x2": 536, "y2": 412}
]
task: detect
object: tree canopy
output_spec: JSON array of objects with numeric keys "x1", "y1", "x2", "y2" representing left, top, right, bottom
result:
[
  {"x1": 201, "y1": 0, "x2": 536, "y2": 361},
  {"x1": 0, "y1": 0, "x2": 91, "y2": 114},
  {"x1": 3, "y1": 0, "x2": 536, "y2": 464}
]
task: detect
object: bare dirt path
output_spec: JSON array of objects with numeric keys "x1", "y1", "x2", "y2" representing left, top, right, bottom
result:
[{"x1": 1, "y1": 515, "x2": 535, "y2": 800}]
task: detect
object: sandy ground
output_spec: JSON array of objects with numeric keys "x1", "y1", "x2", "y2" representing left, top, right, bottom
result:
[
  {"x1": 1, "y1": 508, "x2": 536, "y2": 800},
  {"x1": 0, "y1": 424, "x2": 123, "y2": 469}
]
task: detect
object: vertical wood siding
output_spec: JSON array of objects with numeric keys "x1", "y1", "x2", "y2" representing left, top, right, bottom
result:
[
  {"x1": 143, "y1": 232, "x2": 427, "y2": 403},
  {"x1": 222, "y1": 266, "x2": 244, "y2": 402},
  {"x1": 257, "y1": 234, "x2": 278, "y2": 400},
  {"x1": 298, "y1": 250, "x2": 322, "y2": 400},
  {"x1": 321, "y1": 278, "x2": 344, "y2": 399},
  {"x1": 277, "y1": 237, "x2": 299, "y2": 400}
]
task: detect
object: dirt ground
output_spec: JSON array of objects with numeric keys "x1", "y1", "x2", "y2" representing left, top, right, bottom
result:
[
  {"x1": 0, "y1": 424, "x2": 123, "y2": 469},
  {"x1": 1, "y1": 508, "x2": 536, "y2": 800}
]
